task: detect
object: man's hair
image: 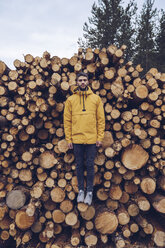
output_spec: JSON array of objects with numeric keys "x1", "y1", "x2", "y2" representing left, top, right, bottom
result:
[{"x1": 76, "y1": 72, "x2": 88, "y2": 81}]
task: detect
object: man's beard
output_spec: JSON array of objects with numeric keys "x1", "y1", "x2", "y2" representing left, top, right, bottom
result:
[{"x1": 79, "y1": 85, "x2": 88, "y2": 91}]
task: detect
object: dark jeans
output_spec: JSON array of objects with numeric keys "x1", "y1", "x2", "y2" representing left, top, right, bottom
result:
[{"x1": 73, "y1": 144, "x2": 96, "y2": 192}]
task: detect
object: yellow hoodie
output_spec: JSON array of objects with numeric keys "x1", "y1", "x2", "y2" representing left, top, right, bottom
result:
[{"x1": 64, "y1": 86, "x2": 105, "y2": 144}]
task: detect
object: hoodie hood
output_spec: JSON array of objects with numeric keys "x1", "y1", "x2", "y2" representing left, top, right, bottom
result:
[
  {"x1": 72, "y1": 85, "x2": 93, "y2": 95},
  {"x1": 72, "y1": 86, "x2": 93, "y2": 111}
]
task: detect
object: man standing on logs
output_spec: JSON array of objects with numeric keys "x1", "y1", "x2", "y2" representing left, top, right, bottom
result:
[{"x1": 64, "y1": 72, "x2": 105, "y2": 205}]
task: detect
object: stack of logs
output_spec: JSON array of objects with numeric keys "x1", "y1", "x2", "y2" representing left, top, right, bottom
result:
[{"x1": 0, "y1": 44, "x2": 165, "y2": 248}]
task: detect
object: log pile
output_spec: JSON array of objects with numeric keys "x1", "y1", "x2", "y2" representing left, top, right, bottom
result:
[{"x1": 0, "y1": 44, "x2": 165, "y2": 248}]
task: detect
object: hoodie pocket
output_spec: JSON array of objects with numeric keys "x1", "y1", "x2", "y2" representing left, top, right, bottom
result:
[{"x1": 72, "y1": 113, "x2": 96, "y2": 136}]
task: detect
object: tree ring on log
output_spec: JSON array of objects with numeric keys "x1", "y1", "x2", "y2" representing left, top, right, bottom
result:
[
  {"x1": 95, "y1": 210, "x2": 118, "y2": 234},
  {"x1": 15, "y1": 210, "x2": 35, "y2": 230},
  {"x1": 6, "y1": 190, "x2": 26, "y2": 210},
  {"x1": 121, "y1": 144, "x2": 149, "y2": 170},
  {"x1": 39, "y1": 151, "x2": 58, "y2": 169}
]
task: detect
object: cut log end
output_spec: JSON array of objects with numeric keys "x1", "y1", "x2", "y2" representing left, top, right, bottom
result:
[
  {"x1": 95, "y1": 210, "x2": 118, "y2": 234},
  {"x1": 15, "y1": 210, "x2": 35, "y2": 230},
  {"x1": 121, "y1": 144, "x2": 149, "y2": 170},
  {"x1": 39, "y1": 151, "x2": 58, "y2": 169},
  {"x1": 6, "y1": 190, "x2": 26, "y2": 210}
]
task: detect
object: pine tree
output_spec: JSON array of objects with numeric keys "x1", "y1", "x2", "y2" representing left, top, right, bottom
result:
[
  {"x1": 133, "y1": 0, "x2": 158, "y2": 74},
  {"x1": 117, "y1": 1, "x2": 137, "y2": 61},
  {"x1": 156, "y1": 10, "x2": 165, "y2": 72},
  {"x1": 78, "y1": 0, "x2": 137, "y2": 61}
]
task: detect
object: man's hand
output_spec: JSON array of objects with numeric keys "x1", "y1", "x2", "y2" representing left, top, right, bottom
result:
[
  {"x1": 96, "y1": 141, "x2": 102, "y2": 147},
  {"x1": 68, "y1": 143, "x2": 73, "y2": 149}
]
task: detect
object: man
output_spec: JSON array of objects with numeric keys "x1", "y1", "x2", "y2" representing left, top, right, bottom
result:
[{"x1": 64, "y1": 72, "x2": 105, "y2": 205}]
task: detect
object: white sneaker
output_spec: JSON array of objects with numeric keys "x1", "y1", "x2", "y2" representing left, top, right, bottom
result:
[
  {"x1": 77, "y1": 190, "x2": 85, "y2": 203},
  {"x1": 84, "y1": 192, "x2": 93, "y2": 205}
]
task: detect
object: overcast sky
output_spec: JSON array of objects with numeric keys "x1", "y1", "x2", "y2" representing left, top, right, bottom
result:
[{"x1": 0, "y1": 0, "x2": 164, "y2": 69}]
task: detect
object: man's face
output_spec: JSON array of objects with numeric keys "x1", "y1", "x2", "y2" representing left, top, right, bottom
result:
[{"x1": 77, "y1": 76, "x2": 89, "y2": 89}]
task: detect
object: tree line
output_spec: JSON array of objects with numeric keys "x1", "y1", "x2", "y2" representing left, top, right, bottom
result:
[{"x1": 78, "y1": 0, "x2": 165, "y2": 74}]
